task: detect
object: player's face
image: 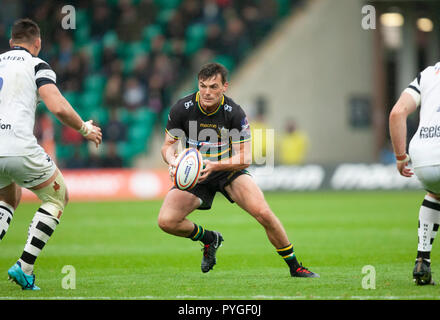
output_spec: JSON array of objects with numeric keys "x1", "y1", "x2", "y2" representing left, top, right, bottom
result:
[{"x1": 198, "y1": 74, "x2": 228, "y2": 110}]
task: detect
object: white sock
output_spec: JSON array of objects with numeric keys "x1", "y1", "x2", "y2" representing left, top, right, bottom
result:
[
  {"x1": 19, "y1": 209, "x2": 58, "y2": 275},
  {"x1": 0, "y1": 201, "x2": 14, "y2": 241},
  {"x1": 417, "y1": 195, "x2": 440, "y2": 259}
]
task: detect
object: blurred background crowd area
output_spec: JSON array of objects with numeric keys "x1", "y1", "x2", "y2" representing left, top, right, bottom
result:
[{"x1": 0, "y1": 0, "x2": 302, "y2": 169}]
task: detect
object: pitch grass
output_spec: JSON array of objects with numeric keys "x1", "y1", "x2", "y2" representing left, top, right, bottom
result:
[{"x1": 0, "y1": 190, "x2": 439, "y2": 300}]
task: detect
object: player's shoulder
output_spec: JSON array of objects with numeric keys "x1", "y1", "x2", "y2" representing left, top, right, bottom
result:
[
  {"x1": 32, "y1": 56, "x2": 53, "y2": 74},
  {"x1": 223, "y1": 95, "x2": 245, "y2": 115},
  {"x1": 419, "y1": 62, "x2": 440, "y2": 77},
  {"x1": 428, "y1": 62, "x2": 440, "y2": 76},
  {"x1": 412, "y1": 63, "x2": 440, "y2": 88},
  {"x1": 172, "y1": 92, "x2": 197, "y2": 111}
]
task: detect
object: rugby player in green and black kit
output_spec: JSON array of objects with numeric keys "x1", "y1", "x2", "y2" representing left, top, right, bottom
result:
[{"x1": 158, "y1": 63, "x2": 318, "y2": 278}]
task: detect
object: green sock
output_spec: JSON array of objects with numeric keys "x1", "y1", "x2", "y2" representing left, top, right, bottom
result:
[{"x1": 188, "y1": 224, "x2": 215, "y2": 245}]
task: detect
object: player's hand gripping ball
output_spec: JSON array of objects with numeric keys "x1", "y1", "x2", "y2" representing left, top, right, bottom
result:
[{"x1": 173, "y1": 148, "x2": 203, "y2": 190}]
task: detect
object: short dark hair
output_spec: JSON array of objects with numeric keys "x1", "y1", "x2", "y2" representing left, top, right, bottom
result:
[
  {"x1": 198, "y1": 63, "x2": 228, "y2": 84},
  {"x1": 11, "y1": 18, "x2": 40, "y2": 44}
]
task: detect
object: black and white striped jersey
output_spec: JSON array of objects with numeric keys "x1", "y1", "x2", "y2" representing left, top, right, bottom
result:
[
  {"x1": 406, "y1": 62, "x2": 440, "y2": 168},
  {"x1": 0, "y1": 46, "x2": 56, "y2": 156}
]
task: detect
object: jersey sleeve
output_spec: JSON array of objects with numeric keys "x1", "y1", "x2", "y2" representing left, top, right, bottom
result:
[
  {"x1": 230, "y1": 106, "x2": 252, "y2": 144},
  {"x1": 404, "y1": 72, "x2": 422, "y2": 106},
  {"x1": 34, "y1": 59, "x2": 56, "y2": 89},
  {"x1": 165, "y1": 102, "x2": 185, "y2": 140}
]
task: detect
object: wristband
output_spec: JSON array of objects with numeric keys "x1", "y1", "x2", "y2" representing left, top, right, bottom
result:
[
  {"x1": 396, "y1": 153, "x2": 410, "y2": 163},
  {"x1": 78, "y1": 120, "x2": 93, "y2": 137}
]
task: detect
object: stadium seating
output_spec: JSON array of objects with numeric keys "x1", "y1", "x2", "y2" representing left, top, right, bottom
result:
[{"x1": 26, "y1": 0, "x2": 300, "y2": 168}]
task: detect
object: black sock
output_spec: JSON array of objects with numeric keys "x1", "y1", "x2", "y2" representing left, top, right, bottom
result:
[
  {"x1": 276, "y1": 243, "x2": 300, "y2": 270},
  {"x1": 187, "y1": 224, "x2": 215, "y2": 245},
  {"x1": 417, "y1": 251, "x2": 431, "y2": 264}
]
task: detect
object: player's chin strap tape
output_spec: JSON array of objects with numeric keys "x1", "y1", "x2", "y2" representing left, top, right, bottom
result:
[{"x1": 31, "y1": 172, "x2": 67, "y2": 222}]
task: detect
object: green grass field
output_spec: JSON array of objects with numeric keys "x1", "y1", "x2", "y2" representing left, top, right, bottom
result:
[{"x1": 1, "y1": 190, "x2": 439, "y2": 300}]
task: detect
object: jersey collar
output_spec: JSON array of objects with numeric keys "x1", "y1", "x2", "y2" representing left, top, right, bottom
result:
[
  {"x1": 11, "y1": 46, "x2": 33, "y2": 56},
  {"x1": 196, "y1": 91, "x2": 224, "y2": 116}
]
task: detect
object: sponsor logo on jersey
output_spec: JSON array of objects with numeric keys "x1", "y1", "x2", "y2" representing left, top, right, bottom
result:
[
  {"x1": 184, "y1": 100, "x2": 194, "y2": 109},
  {"x1": 200, "y1": 123, "x2": 217, "y2": 128},
  {"x1": 420, "y1": 126, "x2": 440, "y2": 139},
  {"x1": 1, "y1": 55, "x2": 25, "y2": 62},
  {"x1": 0, "y1": 119, "x2": 12, "y2": 130}
]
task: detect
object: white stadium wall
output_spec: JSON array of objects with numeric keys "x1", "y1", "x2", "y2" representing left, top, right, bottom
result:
[{"x1": 228, "y1": 0, "x2": 375, "y2": 165}]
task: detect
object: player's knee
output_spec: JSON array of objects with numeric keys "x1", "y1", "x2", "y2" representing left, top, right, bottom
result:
[
  {"x1": 157, "y1": 214, "x2": 178, "y2": 233},
  {"x1": 32, "y1": 173, "x2": 67, "y2": 221}
]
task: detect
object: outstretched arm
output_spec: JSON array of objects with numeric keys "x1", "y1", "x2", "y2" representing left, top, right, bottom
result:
[{"x1": 38, "y1": 83, "x2": 102, "y2": 147}]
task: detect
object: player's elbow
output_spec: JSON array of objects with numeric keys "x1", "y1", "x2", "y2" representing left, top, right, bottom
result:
[
  {"x1": 49, "y1": 105, "x2": 66, "y2": 118},
  {"x1": 389, "y1": 106, "x2": 407, "y2": 123},
  {"x1": 389, "y1": 94, "x2": 416, "y2": 122}
]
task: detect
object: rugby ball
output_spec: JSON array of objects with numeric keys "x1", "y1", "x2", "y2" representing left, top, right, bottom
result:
[{"x1": 174, "y1": 148, "x2": 203, "y2": 190}]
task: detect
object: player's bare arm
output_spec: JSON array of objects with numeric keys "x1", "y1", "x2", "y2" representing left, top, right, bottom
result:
[
  {"x1": 38, "y1": 83, "x2": 102, "y2": 147},
  {"x1": 161, "y1": 132, "x2": 181, "y2": 179},
  {"x1": 199, "y1": 140, "x2": 251, "y2": 183},
  {"x1": 389, "y1": 91, "x2": 418, "y2": 177},
  {"x1": 161, "y1": 132, "x2": 180, "y2": 165}
]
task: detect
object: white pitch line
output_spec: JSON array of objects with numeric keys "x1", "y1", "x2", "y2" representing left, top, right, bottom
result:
[{"x1": 0, "y1": 295, "x2": 440, "y2": 300}]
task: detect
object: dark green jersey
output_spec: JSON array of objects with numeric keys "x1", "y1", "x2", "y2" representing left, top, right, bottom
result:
[{"x1": 166, "y1": 91, "x2": 252, "y2": 161}]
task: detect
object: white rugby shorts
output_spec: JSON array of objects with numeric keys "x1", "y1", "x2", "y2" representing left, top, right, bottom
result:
[
  {"x1": 414, "y1": 165, "x2": 440, "y2": 194},
  {"x1": 0, "y1": 149, "x2": 57, "y2": 189}
]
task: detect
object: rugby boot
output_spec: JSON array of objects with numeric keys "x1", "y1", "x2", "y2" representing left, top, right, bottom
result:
[
  {"x1": 290, "y1": 263, "x2": 320, "y2": 278},
  {"x1": 8, "y1": 261, "x2": 40, "y2": 290},
  {"x1": 201, "y1": 231, "x2": 223, "y2": 273},
  {"x1": 413, "y1": 257, "x2": 434, "y2": 285}
]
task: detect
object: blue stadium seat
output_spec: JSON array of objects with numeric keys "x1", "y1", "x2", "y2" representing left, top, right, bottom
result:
[
  {"x1": 86, "y1": 107, "x2": 110, "y2": 127},
  {"x1": 63, "y1": 91, "x2": 79, "y2": 107},
  {"x1": 56, "y1": 144, "x2": 75, "y2": 161},
  {"x1": 117, "y1": 108, "x2": 135, "y2": 126},
  {"x1": 154, "y1": 0, "x2": 182, "y2": 10},
  {"x1": 102, "y1": 30, "x2": 118, "y2": 48},
  {"x1": 80, "y1": 91, "x2": 103, "y2": 111},
  {"x1": 133, "y1": 107, "x2": 158, "y2": 126},
  {"x1": 142, "y1": 24, "x2": 163, "y2": 47},
  {"x1": 185, "y1": 23, "x2": 207, "y2": 55},
  {"x1": 83, "y1": 74, "x2": 107, "y2": 93},
  {"x1": 213, "y1": 55, "x2": 235, "y2": 73}
]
